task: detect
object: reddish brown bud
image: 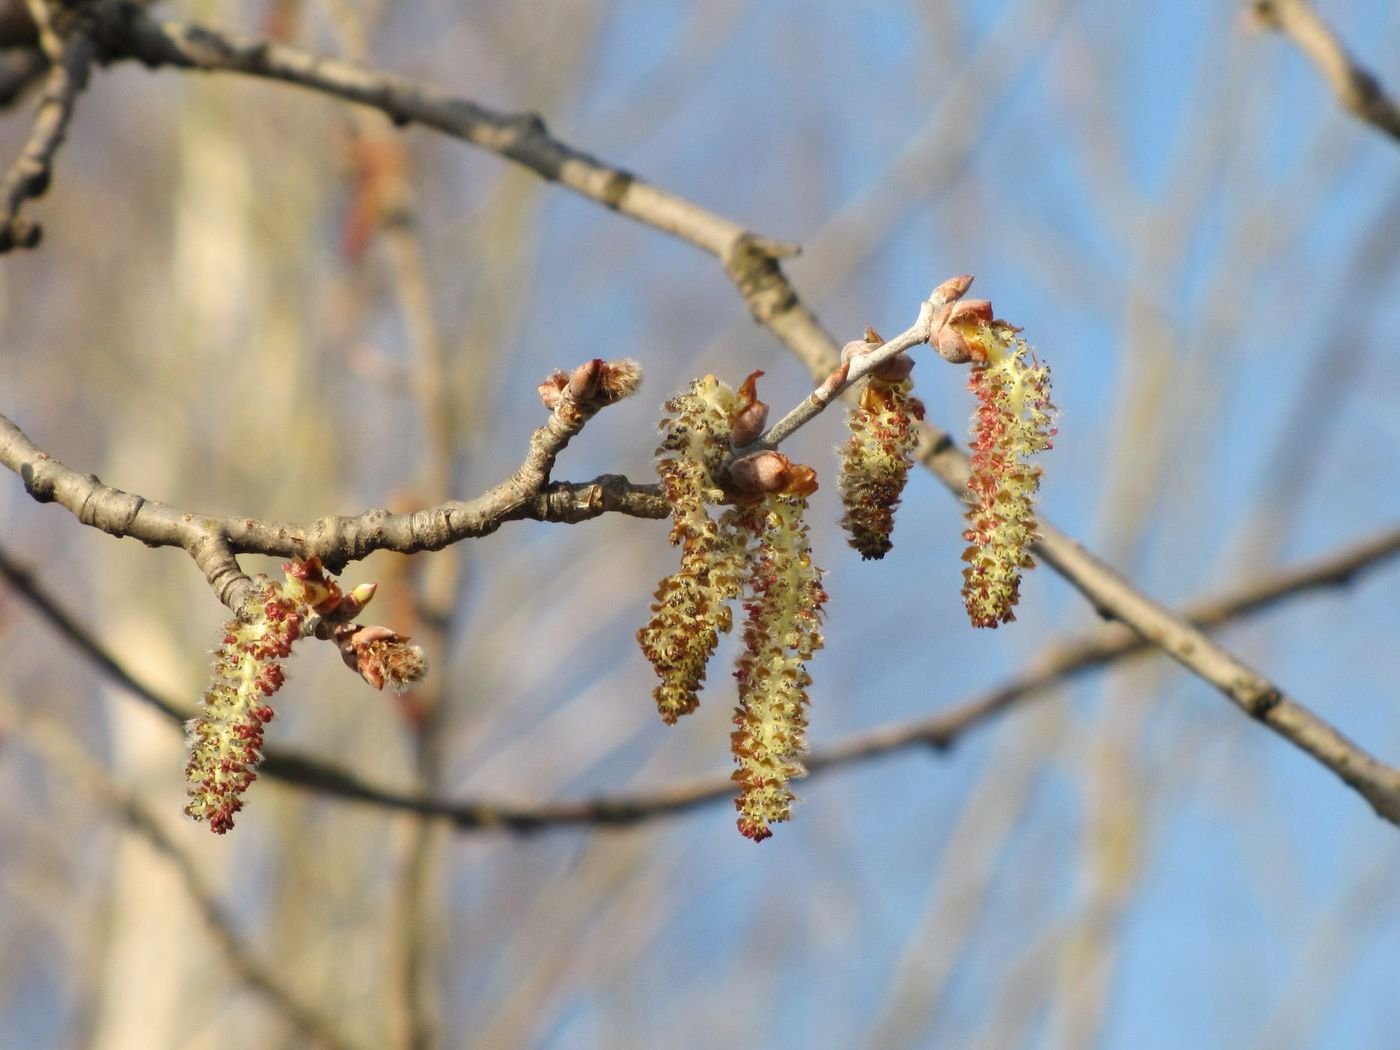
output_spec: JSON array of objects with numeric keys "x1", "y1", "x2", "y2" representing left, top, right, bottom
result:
[
  {"x1": 282, "y1": 557, "x2": 342, "y2": 614},
  {"x1": 730, "y1": 451, "x2": 790, "y2": 493},
  {"x1": 840, "y1": 339, "x2": 870, "y2": 366},
  {"x1": 930, "y1": 299, "x2": 992, "y2": 362},
  {"x1": 326, "y1": 582, "x2": 377, "y2": 622},
  {"x1": 539, "y1": 358, "x2": 641, "y2": 412},
  {"x1": 596, "y1": 358, "x2": 642, "y2": 402},
  {"x1": 871, "y1": 354, "x2": 915, "y2": 383},
  {"x1": 934, "y1": 326, "x2": 973, "y2": 363},
  {"x1": 568, "y1": 358, "x2": 604, "y2": 400},
  {"x1": 948, "y1": 299, "x2": 994, "y2": 325},
  {"x1": 731, "y1": 370, "x2": 769, "y2": 446},
  {"x1": 729, "y1": 451, "x2": 819, "y2": 496},
  {"x1": 537, "y1": 371, "x2": 568, "y2": 409},
  {"x1": 931, "y1": 273, "x2": 975, "y2": 306},
  {"x1": 333, "y1": 623, "x2": 428, "y2": 691},
  {"x1": 842, "y1": 329, "x2": 915, "y2": 382}
]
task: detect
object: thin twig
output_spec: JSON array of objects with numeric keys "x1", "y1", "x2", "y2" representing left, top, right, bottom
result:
[
  {"x1": 0, "y1": 8, "x2": 92, "y2": 251},
  {"x1": 743, "y1": 274, "x2": 972, "y2": 453},
  {"x1": 1249, "y1": 0, "x2": 1400, "y2": 144},
  {"x1": 5, "y1": 525, "x2": 1397, "y2": 832}
]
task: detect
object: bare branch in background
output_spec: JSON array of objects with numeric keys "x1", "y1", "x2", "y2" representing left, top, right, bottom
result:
[
  {"x1": 5, "y1": 525, "x2": 1397, "y2": 832},
  {"x1": 0, "y1": 705, "x2": 358, "y2": 1050},
  {"x1": 1249, "y1": 0, "x2": 1400, "y2": 143},
  {"x1": 0, "y1": 2, "x2": 93, "y2": 251}
]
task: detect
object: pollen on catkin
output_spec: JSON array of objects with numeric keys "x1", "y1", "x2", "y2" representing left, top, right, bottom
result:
[
  {"x1": 731, "y1": 494, "x2": 827, "y2": 841},
  {"x1": 183, "y1": 578, "x2": 306, "y2": 834},
  {"x1": 837, "y1": 364, "x2": 925, "y2": 559},
  {"x1": 958, "y1": 320, "x2": 1055, "y2": 627},
  {"x1": 636, "y1": 376, "x2": 755, "y2": 723},
  {"x1": 184, "y1": 557, "x2": 425, "y2": 833}
]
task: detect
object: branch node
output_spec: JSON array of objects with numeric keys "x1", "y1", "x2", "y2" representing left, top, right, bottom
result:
[{"x1": 1244, "y1": 684, "x2": 1283, "y2": 720}]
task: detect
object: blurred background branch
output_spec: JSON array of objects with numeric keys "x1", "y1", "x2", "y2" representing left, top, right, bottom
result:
[
  {"x1": 4, "y1": 522, "x2": 1396, "y2": 831},
  {"x1": 1250, "y1": 0, "x2": 1400, "y2": 142}
]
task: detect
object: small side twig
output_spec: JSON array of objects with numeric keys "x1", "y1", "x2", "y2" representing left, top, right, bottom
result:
[
  {"x1": 743, "y1": 274, "x2": 973, "y2": 454},
  {"x1": 1249, "y1": 0, "x2": 1400, "y2": 144},
  {"x1": 0, "y1": 5, "x2": 93, "y2": 251}
]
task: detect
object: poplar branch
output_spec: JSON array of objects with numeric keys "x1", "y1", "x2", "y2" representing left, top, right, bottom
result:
[
  {"x1": 0, "y1": 5, "x2": 92, "y2": 251},
  {"x1": 1249, "y1": 0, "x2": 1400, "y2": 144},
  {"x1": 0, "y1": 408, "x2": 666, "y2": 615}
]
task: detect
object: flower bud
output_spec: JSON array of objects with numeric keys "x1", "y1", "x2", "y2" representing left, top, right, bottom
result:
[
  {"x1": 930, "y1": 273, "x2": 975, "y2": 306},
  {"x1": 730, "y1": 370, "x2": 769, "y2": 446},
  {"x1": 537, "y1": 371, "x2": 568, "y2": 409},
  {"x1": 730, "y1": 451, "x2": 818, "y2": 496},
  {"x1": 568, "y1": 358, "x2": 604, "y2": 400},
  {"x1": 333, "y1": 623, "x2": 428, "y2": 691}
]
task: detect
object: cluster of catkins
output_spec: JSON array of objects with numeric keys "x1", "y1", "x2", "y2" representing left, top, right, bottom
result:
[
  {"x1": 636, "y1": 372, "x2": 826, "y2": 841},
  {"x1": 184, "y1": 289, "x2": 1053, "y2": 843},
  {"x1": 640, "y1": 283, "x2": 1054, "y2": 840},
  {"x1": 184, "y1": 557, "x2": 426, "y2": 834},
  {"x1": 184, "y1": 358, "x2": 646, "y2": 835}
]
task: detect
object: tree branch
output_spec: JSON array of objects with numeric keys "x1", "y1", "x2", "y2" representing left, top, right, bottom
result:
[
  {"x1": 5, "y1": 525, "x2": 1397, "y2": 832},
  {"x1": 0, "y1": 4, "x2": 92, "y2": 251},
  {"x1": 1249, "y1": 0, "x2": 1400, "y2": 144},
  {"x1": 0, "y1": 408, "x2": 667, "y2": 614}
]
